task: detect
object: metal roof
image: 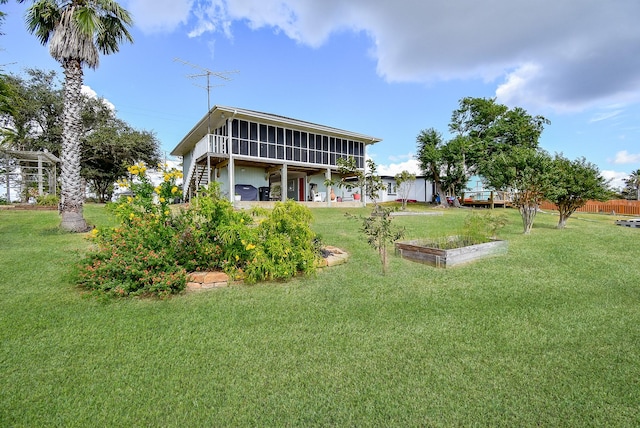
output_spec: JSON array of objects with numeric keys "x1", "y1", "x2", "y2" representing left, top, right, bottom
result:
[{"x1": 171, "y1": 105, "x2": 382, "y2": 156}]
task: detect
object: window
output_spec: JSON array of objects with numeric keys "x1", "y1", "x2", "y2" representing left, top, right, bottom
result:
[{"x1": 387, "y1": 182, "x2": 396, "y2": 195}]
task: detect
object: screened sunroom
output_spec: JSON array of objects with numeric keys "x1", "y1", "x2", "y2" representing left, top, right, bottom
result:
[{"x1": 171, "y1": 106, "x2": 381, "y2": 205}]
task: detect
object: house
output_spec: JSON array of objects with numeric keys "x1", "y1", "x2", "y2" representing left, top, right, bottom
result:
[
  {"x1": 378, "y1": 175, "x2": 434, "y2": 204},
  {"x1": 171, "y1": 106, "x2": 381, "y2": 205}
]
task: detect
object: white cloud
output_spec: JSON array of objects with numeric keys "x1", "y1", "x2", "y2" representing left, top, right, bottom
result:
[
  {"x1": 601, "y1": 170, "x2": 630, "y2": 190},
  {"x1": 612, "y1": 150, "x2": 640, "y2": 165},
  {"x1": 589, "y1": 110, "x2": 624, "y2": 123},
  {"x1": 377, "y1": 158, "x2": 421, "y2": 177},
  {"x1": 81, "y1": 85, "x2": 115, "y2": 111},
  {"x1": 129, "y1": 0, "x2": 640, "y2": 113},
  {"x1": 125, "y1": 0, "x2": 194, "y2": 34}
]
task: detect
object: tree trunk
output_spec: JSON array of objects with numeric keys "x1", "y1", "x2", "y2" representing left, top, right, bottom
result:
[
  {"x1": 59, "y1": 59, "x2": 88, "y2": 232},
  {"x1": 557, "y1": 215, "x2": 568, "y2": 229},
  {"x1": 520, "y1": 204, "x2": 537, "y2": 234}
]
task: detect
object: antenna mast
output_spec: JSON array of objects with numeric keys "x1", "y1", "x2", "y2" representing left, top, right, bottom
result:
[{"x1": 174, "y1": 58, "x2": 239, "y2": 133}]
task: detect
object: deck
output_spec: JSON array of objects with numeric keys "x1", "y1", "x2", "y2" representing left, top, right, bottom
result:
[{"x1": 461, "y1": 190, "x2": 513, "y2": 208}]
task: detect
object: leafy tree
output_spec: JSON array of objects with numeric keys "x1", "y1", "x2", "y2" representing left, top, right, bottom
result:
[
  {"x1": 440, "y1": 135, "x2": 469, "y2": 199},
  {"x1": 483, "y1": 147, "x2": 553, "y2": 234},
  {"x1": 1, "y1": 69, "x2": 64, "y2": 154},
  {"x1": 20, "y1": 0, "x2": 133, "y2": 232},
  {"x1": 416, "y1": 128, "x2": 448, "y2": 206},
  {"x1": 546, "y1": 155, "x2": 612, "y2": 229},
  {"x1": 449, "y1": 97, "x2": 549, "y2": 182},
  {"x1": 394, "y1": 170, "x2": 415, "y2": 210},
  {"x1": 81, "y1": 116, "x2": 160, "y2": 202},
  {"x1": 0, "y1": 0, "x2": 8, "y2": 34},
  {"x1": 449, "y1": 97, "x2": 507, "y2": 176}
]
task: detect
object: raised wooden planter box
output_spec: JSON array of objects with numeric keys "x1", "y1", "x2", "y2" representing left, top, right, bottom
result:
[{"x1": 395, "y1": 238, "x2": 507, "y2": 268}]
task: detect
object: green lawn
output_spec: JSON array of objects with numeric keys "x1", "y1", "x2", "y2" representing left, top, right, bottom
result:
[{"x1": 1, "y1": 204, "x2": 639, "y2": 426}]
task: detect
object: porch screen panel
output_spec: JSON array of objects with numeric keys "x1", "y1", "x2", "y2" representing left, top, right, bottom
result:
[
  {"x1": 286, "y1": 129, "x2": 293, "y2": 161},
  {"x1": 301, "y1": 132, "x2": 307, "y2": 162},
  {"x1": 322, "y1": 136, "x2": 329, "y2": 164},
  {"x1": 259, "y1": 124, "x2": 268, "y2": 158},
  {"x1": 308, "y1": 134, "x2": 315, "y2": 163},
  {"x1": 276, "y1": 127, "x2": 284, "y2": 160},
  {"x1": 249, "y1": 122, "x2": 258, "y2": 156},
  {"x1": 330, "y1": 137, "x2": 336, "y2": 165},
  {"x1": 268, "y1": 126, "x2": 276, "y2": 159},
  {"x1": 231, "y1": 119, "x2": 239, "y2": 154},
  {"x1": 239, "y1": 120, "x2": 249, "y2": 155},
  {"x1": 293, "y1": 131, "x2": 300, "y2": 161}
]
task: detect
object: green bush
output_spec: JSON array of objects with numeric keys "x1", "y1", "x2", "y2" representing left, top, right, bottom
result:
[
  {"x1": 462, "y1": 210, "x2": 508, "y2": 240},
  {"x1": 77, "y1": 165, "x2": 321, "y2": 298},
  {"x1": 36, "y1": 194, "x2": 59, "y2": 206}
]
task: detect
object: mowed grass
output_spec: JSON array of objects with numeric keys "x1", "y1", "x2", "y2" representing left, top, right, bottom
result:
[{"x1": 1, "y1": 204, "x2": 639, "y2": 426}]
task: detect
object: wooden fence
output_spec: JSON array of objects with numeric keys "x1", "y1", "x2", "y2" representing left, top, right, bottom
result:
[{"x1": 539, "y1": 200, "x2": 640, "y2": 216}]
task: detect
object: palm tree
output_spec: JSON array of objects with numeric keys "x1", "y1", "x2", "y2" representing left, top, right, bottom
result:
[{"x1": 20, "y1": 0, "x2": 133, "y2": 231}]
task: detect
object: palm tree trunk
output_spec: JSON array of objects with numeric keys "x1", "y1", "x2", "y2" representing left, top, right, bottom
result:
[{"x1": 59, "y1": 59, "x2": 88, "y2": 232}]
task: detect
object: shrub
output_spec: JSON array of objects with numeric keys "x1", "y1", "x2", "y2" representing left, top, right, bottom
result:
[
  {"x1": 77, "y1": 166, "x2": 322, "y2": 298},
  {"x1": 462, "y1": 210, "x2": 508, "y2": 241},
  {"x1": 243, "y1": 200, "x2": 321, "y2": 283},
  {"x1": 36, "y1": 194, "x2": 60, "y2": 206}
]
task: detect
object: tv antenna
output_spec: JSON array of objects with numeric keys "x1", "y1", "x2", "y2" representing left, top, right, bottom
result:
[{"x1": 174, "y1": 58, "x2": 239, "y2": 132}]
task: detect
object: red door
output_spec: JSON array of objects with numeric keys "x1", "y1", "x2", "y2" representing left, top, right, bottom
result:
[{"x1": 298, "y1": 178, "x2": 305, "y2": 201}]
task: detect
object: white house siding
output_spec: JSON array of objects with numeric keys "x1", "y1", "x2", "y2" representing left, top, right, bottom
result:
[{"x1": 370, "y1": 176, "x2": 433, "y2": 204}]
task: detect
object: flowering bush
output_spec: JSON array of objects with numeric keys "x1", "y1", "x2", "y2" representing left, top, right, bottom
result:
[{"x1": 77, "y1": 165, "x2": 322, "y2": 298}]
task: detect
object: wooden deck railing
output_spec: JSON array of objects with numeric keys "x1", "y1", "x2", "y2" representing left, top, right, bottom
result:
[{"x1": 539, "y1": 200, "x2": 640, "y2": 215}]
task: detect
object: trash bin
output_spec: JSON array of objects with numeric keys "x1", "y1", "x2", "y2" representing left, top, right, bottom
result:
[{"x1": 259, "y1": 186, "x2": 270, "y2": 201}]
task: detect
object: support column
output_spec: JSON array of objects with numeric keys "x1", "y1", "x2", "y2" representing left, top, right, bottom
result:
[
  {"x1": 325, "y1": 168, "x2": 332, "y2": 207},
  {"x1": 37, "y1": 155, "x2": 43, "y2": 195},
  {"x1": 281, "y1": 164, "x2": 288, "y2": 202},
  {"x1": 227, "y1": 118, "x2": 235, "y2": 204}
]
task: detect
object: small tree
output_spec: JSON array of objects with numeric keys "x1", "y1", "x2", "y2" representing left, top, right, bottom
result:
[
  {"x1": 361, "y1": 206, "x2": 405, "y2": 274},
  {"x1": 394, "y1": 170, "x2": 416, "y2": 210},
  {"x1": 483, "y1": 147, "x2": 552, "y2": 234},
  {"x1": 546, "y1": 155, "x2": 612, "y2": 228}
]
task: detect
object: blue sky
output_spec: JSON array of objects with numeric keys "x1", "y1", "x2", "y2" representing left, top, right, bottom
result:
[{"x1": 3, "y1": 0, "x2": 640, "y2": 189}]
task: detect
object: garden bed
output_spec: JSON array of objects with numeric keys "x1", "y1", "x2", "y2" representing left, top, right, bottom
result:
[{"x1": 395, "y1": 237, "x2": 507, "y2": 268}]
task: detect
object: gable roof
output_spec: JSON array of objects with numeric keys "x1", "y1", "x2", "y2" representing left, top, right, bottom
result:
[{"x1": 171, "y1": 105, "x2": 382, "y2": 156}]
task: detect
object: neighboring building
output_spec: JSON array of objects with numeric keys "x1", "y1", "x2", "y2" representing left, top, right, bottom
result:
[
  {"x1": 377, "y1": 175, "x2": 434, "y2": 204},
  {"x1": 171, "y1": 106, "x2": 381, "y2": 204}
]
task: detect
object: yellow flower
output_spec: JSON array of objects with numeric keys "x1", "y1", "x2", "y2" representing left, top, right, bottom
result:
[
  {"x1": 235, "y1": 255, "x2": 240, "y2": 261},
  {"x1": 129, "y1": 213, "x2": 135, "y2": 220},
  {"x1": 127, "y1": 165, "x2": 139, "y2": 175},
  {"x1": 245, "y1": 243, "x2": 256, "y2": 251},
  {"x1": 159, "y1": 197, "x2": 166, "y2": 203},
  {"x1": 154, "y1": 186, "x2": 161, "y2": 194},
  {"x1": 127, "y1": 196, "x2": 133, "y2": 204},
  {"x1": 171, "y1": 186, "x2": 178, "y2": 194},
  {"x1": 164, "y1": 210, "x2": 170, "y2": 216}
]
